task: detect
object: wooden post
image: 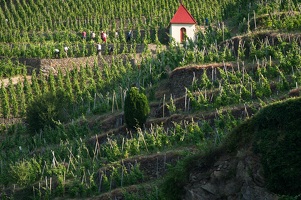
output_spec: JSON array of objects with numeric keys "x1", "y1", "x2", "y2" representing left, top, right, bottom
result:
[
  {"x1": 222, "y1": 22, "x2": 225, "y2": 41},
  {"x1": 184, "y1": 89, "x2": 187, "y2": 112},
  {"x1": 163, "y1": 94, "x2": 165, "y2": 118},
  {"x1": 254, "y1": 10, "x2": 257, "y2": 30},
  {"x1": 112, "y1": 92, "x2": 114, "y2": 113},
  {"x1": 248, "y1": 13, "x2": 250, "y2": 33}
]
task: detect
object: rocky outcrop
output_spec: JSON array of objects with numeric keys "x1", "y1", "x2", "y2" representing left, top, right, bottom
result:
[{"x1": 184, "y1": 148, "x2": 278, "y2": 200}]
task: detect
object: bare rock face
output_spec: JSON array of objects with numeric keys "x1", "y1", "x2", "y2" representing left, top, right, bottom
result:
[{"x1": 183, "y1": 149, "x2": 278, "y2": 200}]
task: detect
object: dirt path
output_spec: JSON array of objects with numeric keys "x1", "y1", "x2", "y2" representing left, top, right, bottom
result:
[{"x1": 0, "y1": 75, "x2": 31, "y2": 87}]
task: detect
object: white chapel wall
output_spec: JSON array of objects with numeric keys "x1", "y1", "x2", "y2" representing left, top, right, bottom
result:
[{"x1": 169, "y1": 24, "x2": 196, "y2": 43}]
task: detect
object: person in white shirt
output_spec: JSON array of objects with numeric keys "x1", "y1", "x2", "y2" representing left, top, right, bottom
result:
[
  {"x1": 91, "y1": 32, "x2": 96, "y2": 41},
  {"x1": 64, "y1": 46, "x2": 69, "y2": 57},
  {"x1": 97, "y1": 44, "x2": 102, "y2": 55},
  {"x1": 54, "y1": 48, "x2": 60, "y2": 58}
]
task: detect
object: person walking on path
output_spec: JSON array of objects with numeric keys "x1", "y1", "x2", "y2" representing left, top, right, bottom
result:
[
  {"x1": 96, "y1": 44, "x2": 102, "y2": 55},
  {"x1": 126, "y1": 30, "x2": 132, "y2": 42}
]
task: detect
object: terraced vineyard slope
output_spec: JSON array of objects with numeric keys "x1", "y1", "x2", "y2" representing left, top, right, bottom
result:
[{"x1": 0, "y1": 0, "x2": 301, "y2": 199}]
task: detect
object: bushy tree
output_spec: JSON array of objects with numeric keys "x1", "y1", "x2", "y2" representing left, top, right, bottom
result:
[
  {"x1": 9, "y1": 158, "x2": 41, "y2": 186},
  {"x1": 25, "y1": 89, "x2": 73, "y2": 133},
  {"x1": 124, "y1": 87, "x2": 150, "y2": 128}
]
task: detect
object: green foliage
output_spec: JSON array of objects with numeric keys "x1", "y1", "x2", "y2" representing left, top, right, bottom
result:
[
  {"x1": 9, "y1": 158, "x2": 41, "y2": 186},
  {"x1": 123, "y1": 185, "x2": 162, "y2": 200},
  {"x1": 1, "y1": 0, "x2": 301, "y2": 199},
  {"x1": 166, "y1": 94, "x2": 176, "y2": 114},
  {"x1": 160, "y1": 148, "x2": 218, "y2": 200},
  {"x1": 196, "y1": 25, "x2": 231, "y2": 47},
  {"x1": 25, "y1": 89, "x2": 73, "y2": 133},
  {"x1": 124, "y1": 87, "x2": 150, "y2": 128},
  {"x1": 0, "y1": 59, "x2": 26, "y2": 78},
  {"x1": 253, "y1": 97, "x2": 301, "y2": 195},
  {"x1": 160, "y1": 159, "x2": 190, "y2": 200}
]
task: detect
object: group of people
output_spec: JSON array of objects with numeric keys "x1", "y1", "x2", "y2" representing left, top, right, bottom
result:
[
  {"x1": 82, "y1": 30, "x2": 132, "y2": 43},
  {"x1": 81, "y1": 30, "x2": 107, "y2": 42},
  {"x1": 54, "y1": 46, "x2": 69, "y2": 58},
  {"x1": 54, "y1": 30, "x2": 133, "y2": 58},
  {"x1": 82, "y1": 30, "x2": 109, "y2": 42}
]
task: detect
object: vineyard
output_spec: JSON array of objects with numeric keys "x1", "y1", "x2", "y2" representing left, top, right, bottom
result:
[{"x1": 0, "y1": 0, "x2": 301, "y2": 199}]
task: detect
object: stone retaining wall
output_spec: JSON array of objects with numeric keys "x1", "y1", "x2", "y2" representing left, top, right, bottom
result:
[
  {"x1": 169, "y1": 63, "x2": 235, "y2": 98},
  {"x1": 1, "y1": 43, "x2": 146, "y2": 74},
  {"x1": 39, "y1": 56, "x2": 98, "y2": 74}
]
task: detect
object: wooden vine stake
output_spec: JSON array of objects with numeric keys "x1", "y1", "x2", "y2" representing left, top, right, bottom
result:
[
  {"x1": 184, "y1": 88, "x2": 187, "y2": 112},
  {"x1": 112, "y1": 92, "x2": 115, "y2": 113},
  {"x1": 222, "y1": 21, "x2": 225, "y2": 41},
  {"x1": 248, "y1": 13, "x2": 250, "y2": 33},
  {"x1": 254, "y1": 10, "x2": 257, "y2": 30},
  {"x1": 163, "y1": 94, "x2": 165, "y2": 118}
]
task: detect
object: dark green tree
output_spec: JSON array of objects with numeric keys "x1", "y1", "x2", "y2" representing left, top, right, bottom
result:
[
  {"x1": 25, "y1": 89, "x2": 73, "y2": 133},
  {"x1": 124, "y1": 87, "x2": 150, "y2": 128}
]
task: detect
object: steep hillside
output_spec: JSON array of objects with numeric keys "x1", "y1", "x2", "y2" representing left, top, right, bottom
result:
[
  {"x1": 1, "y1": 0, "x2": 301, "y2": 200},
  {"x1": 161, "y1": 97, "x2": 301, "y2": 200}
]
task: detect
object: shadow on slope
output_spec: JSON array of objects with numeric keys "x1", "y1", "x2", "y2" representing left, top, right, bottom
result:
[{"x1": 161, "y1": 97, "x2": 301, "y2": 199}]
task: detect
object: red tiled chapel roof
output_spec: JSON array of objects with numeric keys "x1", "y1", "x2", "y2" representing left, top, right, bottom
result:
[{"x1": 170, "y1": 4, "x2": 197, "y2": 24}]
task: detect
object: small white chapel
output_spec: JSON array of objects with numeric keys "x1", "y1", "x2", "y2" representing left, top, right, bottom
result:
[{"x1": 169, "y1": 2, "x2": 197, "y2": 43}]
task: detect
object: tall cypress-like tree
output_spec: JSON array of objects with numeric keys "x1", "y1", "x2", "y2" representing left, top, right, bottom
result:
[{"x1": 124, "y1": 87, "x2": 150, "y2": 128}]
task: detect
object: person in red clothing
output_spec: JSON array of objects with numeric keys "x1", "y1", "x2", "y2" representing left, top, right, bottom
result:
[
  {"x1": 82, "y1": 31, "x2": 86, "y2": 39},
  {"x1": 101, "y1": 31, "x2": 107, "y2": 42}
]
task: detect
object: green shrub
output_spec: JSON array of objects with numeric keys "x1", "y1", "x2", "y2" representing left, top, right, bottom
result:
[
  {"x1": 160, "y1": 148, "x2": 218, "y2": 200},
  {"x1": 160, "y1": 160, "x2": 189, "y2": 200},
  {"x1": 25, "y1": 90, "x2": 74, "y2": 133},
  {"x1": 253, "y1": 97, "x2": 301, "y2": 195},
  {"x1": 9, "y1": 158, "x2": 41, "y2": 186},
  {"x1": 124, "y1": 87, "x2": 150, "y2": 128}
]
